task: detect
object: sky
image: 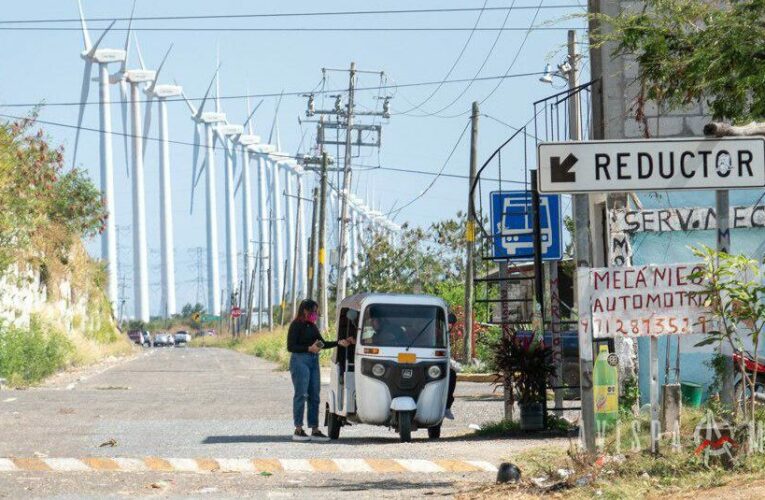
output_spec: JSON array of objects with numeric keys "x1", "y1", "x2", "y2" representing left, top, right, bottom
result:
[{"x1": 0, "y1": 0, "x2": 589, "y2": 317}]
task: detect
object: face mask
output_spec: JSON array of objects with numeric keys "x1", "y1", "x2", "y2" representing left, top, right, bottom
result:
[{"x1": 306, "y1": 312, "x2": 319, "y2": 324}]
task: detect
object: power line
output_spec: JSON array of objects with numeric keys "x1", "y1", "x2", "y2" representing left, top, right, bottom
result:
[
  {"x1": 0, "y1": 71, "x2": 550, "y2": 108},
  {"x1": 0, "y1": 26, "x2": 582, "y2": 33},
  {"x1": 0, "y1": 5, "x2": 585, "y2": 25}
]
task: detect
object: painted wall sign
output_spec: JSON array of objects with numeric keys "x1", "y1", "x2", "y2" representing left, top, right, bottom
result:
[
  {"x1": 610, "y1": 205, "x2": 765, "y2": 234},
  {"x1": 538, "y1": 137, "x2": 765, "y2": 193},
  {"x1": 578, "y1": 263, "x2": 713, "y2": 339}
]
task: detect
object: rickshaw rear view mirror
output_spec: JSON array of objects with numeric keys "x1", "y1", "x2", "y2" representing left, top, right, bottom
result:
[{"x1": 448, "y1": 313, "x2": 457, "y2": 325}]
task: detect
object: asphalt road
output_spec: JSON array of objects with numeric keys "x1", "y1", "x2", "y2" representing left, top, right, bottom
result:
[{"x1": 0, "y1": 347, "x2": 567, "y2": 498}]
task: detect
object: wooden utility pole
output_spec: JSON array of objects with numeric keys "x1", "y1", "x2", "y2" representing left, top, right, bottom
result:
[{"x1": 464, "y1": 101, "x2": 479, "y2": 363}]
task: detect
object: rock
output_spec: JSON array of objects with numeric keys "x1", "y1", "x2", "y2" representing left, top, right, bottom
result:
[
  {"x1": 556, "y1": 468, "x2": 574, "y2": 479},
  {"x1": 496, "y1": 462, "x2": 521, "y2": 483},
  {"x1": 641, "y1": 472, "x2": 650, "y2": 480}
]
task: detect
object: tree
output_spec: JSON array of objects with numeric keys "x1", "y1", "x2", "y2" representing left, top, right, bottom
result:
[{"x1": 595, "y1": 0, "x2": 765, "y2": 123}]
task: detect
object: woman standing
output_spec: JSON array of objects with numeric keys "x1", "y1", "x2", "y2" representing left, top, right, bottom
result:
[{"x1": 287, "y1": 299, "x2": 354, "y2": 441}]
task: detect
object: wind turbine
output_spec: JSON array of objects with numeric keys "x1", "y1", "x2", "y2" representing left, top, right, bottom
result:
[
  {"x1": 74, "y1": 0, "x2": 123, "y2": 309},
  {"x1": 233, "y1": 97, "x2": 263, "y2": 305},
  {"x1": 141, "y1": 45, "x2": 177, "y2": 317},
  {"x1": 212, "y1": 69, "x2": 244, "y2": 302},
  {"x1": 114, "y1": 24, "x2": 156, "y2": 323},
  {"x1": 182, "y1": 68, "x2": 225, "y2": 316}
]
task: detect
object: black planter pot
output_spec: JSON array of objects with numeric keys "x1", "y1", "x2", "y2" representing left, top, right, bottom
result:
[{"x1": 519, "y1": 402, "x2": 545, "y2": 431}]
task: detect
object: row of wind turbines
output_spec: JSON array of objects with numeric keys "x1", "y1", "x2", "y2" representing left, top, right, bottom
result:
[{"x1": 72, "y1": 1, "x2": 399, "y2": 322}]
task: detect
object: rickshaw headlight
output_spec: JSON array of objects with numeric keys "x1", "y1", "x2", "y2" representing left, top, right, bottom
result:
[
  {"x1": 371, "y1": 363, "x2": 386, "y2": 377},
  {"x1": 427, "y1": 365, "x2": 442, "y2": 379}
]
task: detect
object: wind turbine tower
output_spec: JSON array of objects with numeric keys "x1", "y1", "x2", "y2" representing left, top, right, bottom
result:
[{"x1": 73, "y1": 1, "x2": 123, "y2": 309}]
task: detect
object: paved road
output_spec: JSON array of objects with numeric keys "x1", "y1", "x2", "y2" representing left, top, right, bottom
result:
[{"x1": 0, "y1": 347, "x2": 566, "y2": 498}]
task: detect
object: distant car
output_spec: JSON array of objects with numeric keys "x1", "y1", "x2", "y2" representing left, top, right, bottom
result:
[
  {"x1": 153, "y1": 332, "x2": 174, "y2": 347},
  {"x1": 127, "y1": 330, "x2": 151, "y2": 347},
  {"x1": 174, "y1": 331, "x2": 192, "y2": 346}
]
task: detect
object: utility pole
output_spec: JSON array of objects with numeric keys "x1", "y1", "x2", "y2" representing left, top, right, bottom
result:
[
  {"x1": 304, "y1": 65, "x2": 390, "y2": 306},
  {"x1": 317, "y1": 152, "x2": 330, "y2": 332},
  {"x1": 568, "y1": 29, "x2": 596, "y2": 453},
  {"x1": 290, "y1": 177, "x2": 305, "y2": 318},
  {"x1": 464, "y1": 101, "x2": 479, "y2": 363},
  {"x1": 307, "y1": 187, "x2": 319, "y2": 299}
]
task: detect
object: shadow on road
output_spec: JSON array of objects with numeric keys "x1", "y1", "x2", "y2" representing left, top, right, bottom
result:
[{"x1": 202, "y1": 431, "x2": 564, "y2": 445}]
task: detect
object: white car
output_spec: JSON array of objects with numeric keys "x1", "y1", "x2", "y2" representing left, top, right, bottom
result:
[{"x1": 174, "y1": 331, "x2": 192, "y2": 346}]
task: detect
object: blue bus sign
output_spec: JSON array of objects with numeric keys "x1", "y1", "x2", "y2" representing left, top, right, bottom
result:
[{"x1": 490, "y1": 191, "x2": 562, "y2": 261}]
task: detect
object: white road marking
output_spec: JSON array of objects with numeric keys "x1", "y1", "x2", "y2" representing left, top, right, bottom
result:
[
  {"x1": 332, "y1": 458, "x2": 374, "y2": 472},
  {"x1": 112, "y1": 458, "x2": 149, "y2": 472},
  {"x1": 43, "y1": 458, "x2": 90, "y2": 472},
  {"x1": 395, "y1": 459, "x2": 445, "y2": 473},
  {"x1": 279, "y1": 459, "x2": 314, "y2": 473},
  {"x1": 466, "y1": 460, "x2": 498, "y2": 472},
  {"x1": 0, "y1": 459, "x2": 18, "y2": 471},
  {"x1": 2, "y1": 398, "x2": 16, "y2": 403},
  {"x1": 165, "y1": 458, "x2": 200, "y2": 472},
  {"x1": 215, "y1": 458, "x2": 255, "y2": 473}
]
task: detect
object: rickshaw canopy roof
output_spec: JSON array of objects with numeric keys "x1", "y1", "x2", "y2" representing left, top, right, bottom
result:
[{"x1": 338, "y1": 293, "x2": 448, "y2": 313}]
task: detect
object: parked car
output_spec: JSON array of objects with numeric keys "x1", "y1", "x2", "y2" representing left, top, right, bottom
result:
[
  {"x1": 127, "y1": 330, "x2": 151, "y2": 347},
  {"x1": 153, "y1": 332, "x2": 174, "y2": 347},
  {"x1": 174, "y1": 331, "x2": 192, "y2": 346}
]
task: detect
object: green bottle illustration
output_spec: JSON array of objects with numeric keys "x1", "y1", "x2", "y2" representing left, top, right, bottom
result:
[{"x1": 594, "y1": 344, "x2": 619, "y2": 427}]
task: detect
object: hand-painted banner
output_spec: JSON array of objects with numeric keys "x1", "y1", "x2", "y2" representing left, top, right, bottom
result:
[
  {"x1": 578, "y1": 263, "x2": 714, "y2": 338},
  {"x1": 610, "y1": 205, "x2": 765, "y2": 234}
]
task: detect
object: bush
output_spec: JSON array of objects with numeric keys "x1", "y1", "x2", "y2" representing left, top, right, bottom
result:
[{"x1": 0, "y1": 319, "x2": 73, "y2": 386}]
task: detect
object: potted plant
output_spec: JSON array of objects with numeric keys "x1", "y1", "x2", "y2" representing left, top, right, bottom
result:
[{"x1": 493, "y1": 332, "x2": 555, "y2": 430}]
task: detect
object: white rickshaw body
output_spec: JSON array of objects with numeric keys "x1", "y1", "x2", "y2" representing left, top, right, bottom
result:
[{"x1": 326, "y1": 293, "x2": 452, "y2": 442}]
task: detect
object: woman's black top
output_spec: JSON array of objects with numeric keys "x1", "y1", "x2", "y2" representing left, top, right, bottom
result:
[{"x1": 287, "y1": 320, "x2": 338, "y2": 353}]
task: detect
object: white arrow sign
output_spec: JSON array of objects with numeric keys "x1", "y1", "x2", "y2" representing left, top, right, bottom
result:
[{"x1": 537, "y1": 137, "x2": 765, "y2": 193}]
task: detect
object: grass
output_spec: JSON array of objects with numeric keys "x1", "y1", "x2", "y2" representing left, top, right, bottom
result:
[
  {"x1": 0, "y1": 318, "x2": 73, "y2": 386},
  {"x1": 475, "y1": 414, "x2": 574, "y2": 437},
  {"x1": 461, "y1": 408, "x2": 765, "y2": 499},
  {"x1": 190, "y1": 327, "x2": 333, "y2": 370}
]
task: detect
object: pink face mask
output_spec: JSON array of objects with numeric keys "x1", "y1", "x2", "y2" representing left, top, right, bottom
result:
[{"x1": 306, "y1": 312, "x2": 319, "y2": 324}]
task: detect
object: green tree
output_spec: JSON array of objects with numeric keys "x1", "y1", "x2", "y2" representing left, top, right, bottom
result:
[{"x1": 595, "y1": 0, "x2": 765, "y2": 123}]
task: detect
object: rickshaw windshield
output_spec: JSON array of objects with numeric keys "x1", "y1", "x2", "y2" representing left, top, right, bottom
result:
[{"x1": 360, "y1": 304, "x2": 446, "y2": 348}]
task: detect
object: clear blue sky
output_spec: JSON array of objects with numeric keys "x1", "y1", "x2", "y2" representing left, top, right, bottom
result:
[{"x1": 0, "y1": 0, "x2": 589, "y2": 315}]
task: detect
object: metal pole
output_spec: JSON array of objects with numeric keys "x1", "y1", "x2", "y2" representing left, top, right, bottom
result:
[
  {"x1": 568, "y1": 29, "x2": 595, "y2": 453},
  {"x1": 716, "y1": 190, "x2": 734, "y2": 407},
  {"x1": 530, "y1": 169, "x2": 547, "y2": 425},
  {"x1": 223, "y1": 137, "x2": 238, "y2": 300},
  {"x1": 130, "y1": 82, "x2": 149, "y2": 322},
  {"x1": 307, "y1": 187, "x2": 319, "y2": 299},
  {"x1": 256, "y1": 154, "x2": 269, "y2": 328},
  {"x1": 318, "y1": 152, "x2": 329, "y2": 332},
  {"x1": 464, "y1": 101, "x2": 479, "y2": 363},
  {"x1": 158, "y1": 98, "x2": 176, "y2": 317},
  {"x1": 283, "y1": 164, "x2": 295, "y2": 307},
  {"x1": 499, "y1": 262, "x2": 513, "y2": 421},
  {"x1": 267, "y1": 210, "x2": 274, "y2": 331},
  {"x1": 241, "y1": 147, "x2": 254, "y2": 303},
  {"x1": 271, "y1": 158, "x2": 284, "y2": 306},
  {"x1": 336, "y1": 61, "x2": 356, "y2": 302},
  {"x1": 296, "y1": 172, "x2": 308, "y2": 300}
]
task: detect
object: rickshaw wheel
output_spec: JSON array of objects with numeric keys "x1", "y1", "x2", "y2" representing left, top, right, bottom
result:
[
  {"x1": 427, "y1": 424, "x2": 441, "y2": 439},
  {"x1": 328, "y1": 412, "x2": 341, "y2": 440},
  {"x1": 398, "y1": 412, "x2": 413, "y2": 442}
]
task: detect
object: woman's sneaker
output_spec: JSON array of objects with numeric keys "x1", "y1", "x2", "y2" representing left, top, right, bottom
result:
[
  {"x1": 311, "y1": 429, "x2": 330, "y2": 442},
  {"x1": 292, "y1": 428, "x2": 310, "y2": 442}
]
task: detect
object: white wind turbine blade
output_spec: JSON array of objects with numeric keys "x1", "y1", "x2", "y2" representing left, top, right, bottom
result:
[
  {"x1": 142, "y1": 45, "x2": 172, "y2": 162},
  {"x1": 215, "y1": 45, "x2": 221, "y2": 113},
  {"x1": 196, "y1": 65, "x2": 220, "y2": 120},
  {"x1": 71, "y1": 59, "x2": 92, "y2": 168},
  {"x1": 119, "y1": 0, "x2": 135, "y2": 76},
  {"x1": 76, "y1": 0, "x2": 92, "y2": 52},
  {"x1": 242, "y1": 98, "x2": 264, "y2": 135},
  {"x1": 268, "y1": 91, "x2": 284, "y2": 145},
  {"x1": 120, "y1": 79, "x2": 130, "y2": 176},
  {"x1": 180, "y1": 87, "x2": 197, "y2": 116},
  {"x1": 134, "y1": 32, "x2": 146, "y2": 70},
  {"x1": 189, "y1": 122, "x2": 203, "y2": 214},
  {"x1": 71, "y1": 19, "x2": 115, "y2": 169}
]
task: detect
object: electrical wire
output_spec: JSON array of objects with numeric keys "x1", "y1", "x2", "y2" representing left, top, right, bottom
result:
[
  {"x1": 0, "y1": 26, "x2": 581, "y2": 32},
  {"x1": 395, "y1": 0, "x2": 490, "y2": 115},
  {"x1": 0, "y1": 71, "x2": 550, "y2": 109},
  {"x1": 0, "y1": 5, "x2": 585, "y2": 25},
  {"x1": 387, "y1": 120, "x2": 471, "y2": 218}
]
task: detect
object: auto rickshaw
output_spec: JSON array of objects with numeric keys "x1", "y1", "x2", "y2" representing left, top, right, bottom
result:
[{"x1": 325, "y1": 293, "x2": 455, "y2": 442}]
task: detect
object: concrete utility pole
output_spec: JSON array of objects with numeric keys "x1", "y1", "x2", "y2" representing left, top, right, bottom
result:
[
  {"x1": 464, "y1": 101, "x2": 479, "y2": 363},
  {"x1": 317, "y1": 152, "x2": 330, "y2": 332},
  {"x1": 307, "y1": 187, "x2": 319, "y2": 299},
  {"x1": 568, "y1": 29, "x2": 596, "y2": 453},
  {"x1": 336, "y1": 62, "x2": 356, "y2": 301},
  {"x1": 306, "y1": 64, "x2": 390, "y2": 306}
]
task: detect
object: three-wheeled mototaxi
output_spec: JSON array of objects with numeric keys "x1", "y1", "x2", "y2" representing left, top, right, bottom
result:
[{"x1": 325, "y1": 293, "x2": 456, "y2": 442}]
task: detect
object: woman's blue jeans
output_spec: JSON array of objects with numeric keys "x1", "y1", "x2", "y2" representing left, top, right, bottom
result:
[{"x1": 289, "y1": 352, "x2": 321, "y2": 428}]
